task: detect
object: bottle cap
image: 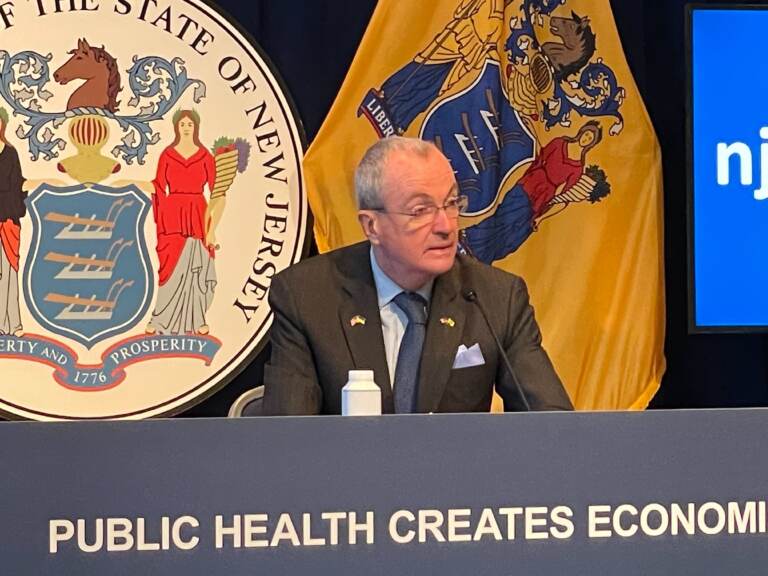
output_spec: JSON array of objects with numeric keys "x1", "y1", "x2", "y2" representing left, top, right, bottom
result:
[{"x1": 347, "y1": 370, "x2": 375, "y2": 382}]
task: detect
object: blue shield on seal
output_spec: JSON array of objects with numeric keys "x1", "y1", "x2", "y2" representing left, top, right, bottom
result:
[
  {"x1": 23, "y1": 183, "x2": 153, "y2": 348},
  {"x1": 419, "y1": 60, "x2": 535, "y2": 215}
]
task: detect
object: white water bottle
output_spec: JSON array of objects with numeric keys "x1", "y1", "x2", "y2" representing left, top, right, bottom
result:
[{"x1": 342, "y1": 370, "x2": 381, "y2": 416}]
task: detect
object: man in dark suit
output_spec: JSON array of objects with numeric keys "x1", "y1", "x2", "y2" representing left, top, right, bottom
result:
[{"x1": 263, "y1": 137, "x2": 572, "y2": 415}]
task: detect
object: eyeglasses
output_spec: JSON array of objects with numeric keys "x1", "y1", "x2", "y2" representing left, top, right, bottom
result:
[{"x1": 371, "y1": 195, "x2": 469, "y2": 225}]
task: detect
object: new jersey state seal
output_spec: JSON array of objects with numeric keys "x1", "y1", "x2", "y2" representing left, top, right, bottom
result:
[{"x1": 0, "y1": 0, "x2": 307, "y2": 420}]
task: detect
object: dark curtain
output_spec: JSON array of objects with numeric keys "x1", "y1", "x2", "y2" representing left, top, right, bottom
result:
[{"x1": 185, "y1": 0, "x2": 768, "y2": 416}]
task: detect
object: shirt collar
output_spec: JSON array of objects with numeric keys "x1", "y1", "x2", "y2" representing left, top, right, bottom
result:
[{"x1": 370, "y1": 247, "x2": 433, "y2": 310}]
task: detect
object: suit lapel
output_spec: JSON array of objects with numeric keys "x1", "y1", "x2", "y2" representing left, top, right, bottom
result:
[
  {"x1": 417, "y1": 263, "x2": 465, "y2": 413},
  {"x1": 336, "y1": 244, "x2": 394, "y2": 413}
]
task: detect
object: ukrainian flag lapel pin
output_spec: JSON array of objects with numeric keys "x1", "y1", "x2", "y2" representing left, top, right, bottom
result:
[
  {"x1": 440, "y1": 317, "x2": 455, "y2": 328},
  {"x1": 350, "y1": 315, "x2": 366, "y2": 327}
]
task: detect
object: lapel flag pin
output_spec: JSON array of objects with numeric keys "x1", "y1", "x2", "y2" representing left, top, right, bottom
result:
[
  {"x1": 350, "y1": 315, "x2": 366, "y2": 327},
  {"x1": 440, "y1": 317, "x2": 455, "y2": 328}
]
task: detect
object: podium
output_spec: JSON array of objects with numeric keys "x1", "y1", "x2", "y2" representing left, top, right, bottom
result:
[{"x1": 3, "y1": 409, "x2": 768, "y2": 574}]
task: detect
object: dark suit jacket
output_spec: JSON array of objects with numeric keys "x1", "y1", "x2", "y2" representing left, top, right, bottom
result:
[{"x1": 263, "y1": 241, "x2": 572, "y2": 414}]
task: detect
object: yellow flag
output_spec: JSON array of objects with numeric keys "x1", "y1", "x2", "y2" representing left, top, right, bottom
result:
[{"x1": 303, "y1": 0, "x2": 665, "y2": 410}]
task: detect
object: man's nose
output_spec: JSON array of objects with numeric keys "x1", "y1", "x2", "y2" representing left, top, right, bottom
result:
[{"x1": 431, "y1": 206, "x2": 456, "y2": 235}]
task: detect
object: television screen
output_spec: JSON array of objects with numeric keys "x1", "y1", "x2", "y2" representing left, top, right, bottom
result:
[{"x1": 689, "y1": 5, "x2": 768, "y2": 331}]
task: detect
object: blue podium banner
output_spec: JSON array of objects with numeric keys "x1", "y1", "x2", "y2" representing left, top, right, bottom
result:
[{"x1": 3, "y1": 410, "x2": 768, "y2": 574}]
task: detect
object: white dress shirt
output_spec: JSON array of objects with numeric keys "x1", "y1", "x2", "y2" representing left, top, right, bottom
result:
[{"x1": 370, "y1": 248, "x2": 433, "y2": 387}]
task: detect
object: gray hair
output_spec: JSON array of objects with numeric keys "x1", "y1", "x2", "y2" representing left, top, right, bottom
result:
[{"x1": 354, "y1": 136, "x2": 438, "y2": 209}]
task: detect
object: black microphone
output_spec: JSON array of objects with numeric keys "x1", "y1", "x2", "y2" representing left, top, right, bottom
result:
[{"x1": 462, "y1": 288, "x2": 531, "y2": 411}]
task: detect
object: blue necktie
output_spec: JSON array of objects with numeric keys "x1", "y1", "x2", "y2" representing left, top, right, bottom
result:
[{"x1": 393, "y1": 291, "x2": 428, "y2": 413}]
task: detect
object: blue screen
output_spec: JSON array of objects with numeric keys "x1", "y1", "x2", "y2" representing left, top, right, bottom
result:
[{"x1": 691, "y1": 8, "x2": 768, "y2": 328}]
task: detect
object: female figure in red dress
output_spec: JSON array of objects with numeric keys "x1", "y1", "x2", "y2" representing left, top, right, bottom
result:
[
  {"x1": 146, "y1": 110, "x2": 217, "y2": 334},
  {"x1": 0, "y1": 109, "x2": 27, "y2": 336},
  {"x1": 465, "y1": 121, "x2": 602, "y2": 263}
]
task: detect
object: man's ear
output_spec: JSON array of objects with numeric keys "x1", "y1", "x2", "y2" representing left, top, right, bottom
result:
[{"x1": 358, "y1": 210, "x2": 380, "y2": 245}]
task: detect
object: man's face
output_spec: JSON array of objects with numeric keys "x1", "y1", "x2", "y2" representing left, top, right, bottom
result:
[{"x1": 361, "y1": 147, "x2": 459, "y2": 290}]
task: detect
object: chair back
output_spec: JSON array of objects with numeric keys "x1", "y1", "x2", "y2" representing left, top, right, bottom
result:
[{"x1": 228, "y1": 385, "x2": 265, "y2": 417}]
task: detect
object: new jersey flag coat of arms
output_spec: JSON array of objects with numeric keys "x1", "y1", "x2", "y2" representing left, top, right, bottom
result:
[
  {"x1": 0, "y1": 0, "x2": 307, "y2": 420},
  {"x1": 303, "y1": 0, "x2": 665, "y2": 410}
]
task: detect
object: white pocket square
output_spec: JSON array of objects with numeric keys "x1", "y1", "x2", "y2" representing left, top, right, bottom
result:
[{"x1": 452, "y1": 343, "x2": 485, "y2": 369}]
